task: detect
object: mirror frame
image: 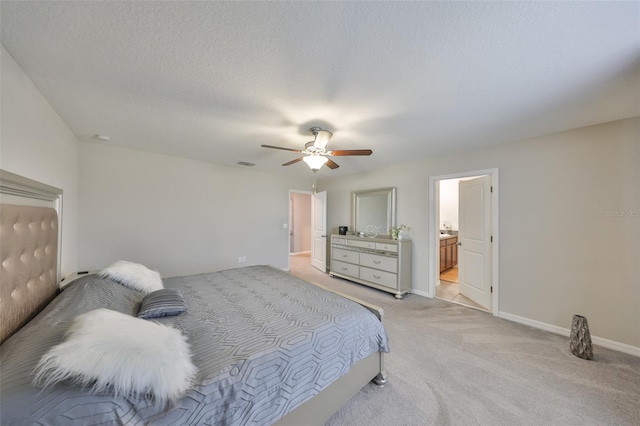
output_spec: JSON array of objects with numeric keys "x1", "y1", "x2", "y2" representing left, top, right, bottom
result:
[{"x1": 351, "y1": 187, "x2": 396, "y2": 236}]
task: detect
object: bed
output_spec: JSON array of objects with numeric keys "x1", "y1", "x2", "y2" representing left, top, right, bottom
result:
[{"x1": 0, "y1": 171, "x2": 389, "y2": 426}]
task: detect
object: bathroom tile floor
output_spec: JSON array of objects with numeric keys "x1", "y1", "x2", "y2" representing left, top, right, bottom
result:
[
  {"x1": 438, "y1": 267, "x2": 489, "y2": 311},
  {"x1": 436, "y1": 280, "x2": 488, "y2": 311},
  {"x1": 440, "y1": 266, "x2": 459, "y2": 283}
]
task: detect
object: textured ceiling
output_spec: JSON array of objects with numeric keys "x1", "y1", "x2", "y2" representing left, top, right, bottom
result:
[{"x1": 2, "y1": 1, "x2": 639, "y2": 177}]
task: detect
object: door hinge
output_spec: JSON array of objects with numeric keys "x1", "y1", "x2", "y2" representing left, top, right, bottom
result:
[
  {"x1": 490, "y1": 236, "x2": 493, "y2": 242},
  {"x1": 491, "y1": 286, "x2": 493, "y2": 293},
  {"x1": 490, "y1": 186, "x2": 493, "y2": 193}
]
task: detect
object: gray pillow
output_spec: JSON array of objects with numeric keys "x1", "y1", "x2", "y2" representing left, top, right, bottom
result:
[{"x1": 137, "y1": 289, "x2": 187, "y2": 319}]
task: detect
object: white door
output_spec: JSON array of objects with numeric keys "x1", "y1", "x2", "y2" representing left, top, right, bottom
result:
[
  {"x1": 458, "y1": 176, "x2": 492, "y2": 309},
  {"x1": 311, "y1": 191, "x2": 327, "y2": 272}
]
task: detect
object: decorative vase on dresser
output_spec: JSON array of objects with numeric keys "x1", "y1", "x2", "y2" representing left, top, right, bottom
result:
[{"x1": 329, "y1": 234, "x2": 412, "y2": 299}]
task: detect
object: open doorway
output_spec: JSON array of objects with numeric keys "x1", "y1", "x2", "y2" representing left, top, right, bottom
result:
[
  {"x1": 437, "y1": 177, "x2": 487, "y2": 311},
  {"x1": 428, "y1": 169, "x2": 500, "y2": 316},
  {"x1": 288, "y1": 190, "x2": 312, "y2": 272}
]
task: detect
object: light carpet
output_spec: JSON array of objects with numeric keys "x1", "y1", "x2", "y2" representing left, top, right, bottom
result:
[{"x1": 288, "y1": 257, "x2": 640, "y2": 426}]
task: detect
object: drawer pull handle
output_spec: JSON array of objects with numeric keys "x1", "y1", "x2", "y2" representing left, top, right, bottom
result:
[
  {"x1": 373, "y1": 260, "x2": 381, "y2": 264},
  {"x1": 343, "y1": 254, "x2": 348, "y2": 258},
  {"x1": 373, "y1": 275, "x2": 381, "y2": 279},
  {"x1": 342, "y1": 267, "x2": 349, "y2": 271}
]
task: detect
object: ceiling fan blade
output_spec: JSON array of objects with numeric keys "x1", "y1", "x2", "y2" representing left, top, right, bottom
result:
[
  {"x1": 326, "y1": 159, "x2": 340, "y2": 169},
  {"x1": 282, "y1": 157, "x2": 304, "y2": 166},
  {"x1": 328, "y1": 149, "x2": 373, "y2": 156},
  {"x1": 261, "y1": 144, "x2": 303, "y2": 153}
]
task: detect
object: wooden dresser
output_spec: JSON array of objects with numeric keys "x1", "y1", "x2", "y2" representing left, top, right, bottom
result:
[{"x1": 330, "y1": 234, "x2": 412, "y2": 299}]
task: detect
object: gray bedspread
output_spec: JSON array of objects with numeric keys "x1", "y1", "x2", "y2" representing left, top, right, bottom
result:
[{"x1": 0, "y1": 265, "x2": 388, "y2": 425}]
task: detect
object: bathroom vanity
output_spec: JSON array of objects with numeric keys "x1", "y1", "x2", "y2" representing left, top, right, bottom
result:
[{"x1": 439, "y1": 234, "x2": 458, "y2": 273}]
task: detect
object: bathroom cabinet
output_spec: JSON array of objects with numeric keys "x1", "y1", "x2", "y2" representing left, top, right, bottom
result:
[{"x1": 440, "y1": 235, "x2": 458, "y2": 273}]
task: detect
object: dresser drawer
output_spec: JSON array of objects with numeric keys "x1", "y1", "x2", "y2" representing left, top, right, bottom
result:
[
  {"x1": 360, "y1": 253, "x2": 397, "y2": 273},
  {"x1": 375, "y1": 242, "x2": 398, "y2": 253},
  {"x1": 359, "y1": 267, "x2": 397, "y2": 289},
  {"x1": 347, "y1": 239, "x2": 376, "y2": 249},
  {"x1": 332, "y1": 237, "x2": 347, "y2": 245},
  {"x1": 332, "y1": 260, "x2": 359, "y2": 277},
  {"x1": 332, "y1": 248, "x2": 359, "y2": 264}
]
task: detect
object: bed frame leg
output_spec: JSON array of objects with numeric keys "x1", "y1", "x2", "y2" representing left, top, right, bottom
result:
[{"x1": 373, "y1": 371, "x2": 388, "y2": 387}]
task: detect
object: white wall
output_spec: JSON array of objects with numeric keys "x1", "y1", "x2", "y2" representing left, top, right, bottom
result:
[
  {"x1": 320, "y1": 117, "x2": 640, "y2": 349},
  {"x1": 439, "y1": 178, "x2": 459, "y2": 231},
  {"x1": 0, "y1": 46, "x2": 79, "y2": 277},
  {"x1": 78, "y1": 142, "x2": 312, "y2": 277}
]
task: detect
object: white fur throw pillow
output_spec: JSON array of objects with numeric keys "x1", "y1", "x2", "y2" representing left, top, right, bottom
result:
[
  {"x1": 99, "y1": 260, "x2": 164, "y2": 293},
  {"x1": 33, "y1": 308, "x2": 197, "y2": 404}
]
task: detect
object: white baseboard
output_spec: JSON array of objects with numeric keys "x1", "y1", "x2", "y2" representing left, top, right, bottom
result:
[
  {"x1": 499, "y1": 311, "x2": 640, "y2": 358},
  {"x1": 290, "y1": 251, "x2": 311, "y2": 256},
  {"x1": 410, "y1": 289, "x2": 431, "y2": 298}
]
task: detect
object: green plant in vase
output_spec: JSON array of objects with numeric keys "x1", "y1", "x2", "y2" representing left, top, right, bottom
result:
[{"x1": 390, "y1": 224, "x2": 411, "y2": 240}]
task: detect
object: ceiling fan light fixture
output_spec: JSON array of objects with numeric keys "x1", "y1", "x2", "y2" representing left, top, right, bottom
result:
[
  {"x1": 303, "y1": 155, "x2": 329, "y2": 171},
  {"x1": 262, "y1": 127, "x2": 370, "y2": 172},
  {"x1": 312, "y1": 129, "x2": 332, "y2": 149}
]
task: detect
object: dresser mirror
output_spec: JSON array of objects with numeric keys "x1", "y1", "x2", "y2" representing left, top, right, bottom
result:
[{"x1": 351, "y1": 187, "x2": 396, "y2": 236}]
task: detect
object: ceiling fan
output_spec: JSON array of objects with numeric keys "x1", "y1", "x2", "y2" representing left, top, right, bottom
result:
[{"x1": 261, "y1": 127, "x2": 373, "y2": 172}]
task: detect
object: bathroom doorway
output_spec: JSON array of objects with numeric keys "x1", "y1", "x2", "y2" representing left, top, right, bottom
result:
[
  {"x1": 429, "y1": 169, "x2": 499, "y2": 316},
  {"x1": 437, "y1": 177, "x2": 484, "y2": 310}
]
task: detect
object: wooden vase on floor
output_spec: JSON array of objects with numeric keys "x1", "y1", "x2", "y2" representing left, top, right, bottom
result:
[{"x1": 569, "y1": 314, "x2": 593, "y2": 360}]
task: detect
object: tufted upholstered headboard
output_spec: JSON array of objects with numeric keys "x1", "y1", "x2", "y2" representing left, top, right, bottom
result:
[
  {"x1": 0, "y1": 170, "x2": 63, "y2": 344},
  {"x1": 0, "y1": 204, "x2": 59, "y2": 343}
]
